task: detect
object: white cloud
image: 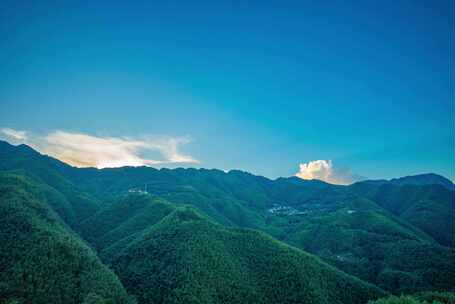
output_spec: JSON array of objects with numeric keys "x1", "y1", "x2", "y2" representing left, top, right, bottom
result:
[
  {"x1": 0, "y1": 128, "x2": 27, "y2": 141},
  {"x1": 1, "y1": 128, "x2": 199, "y2": 169},
  {"x1": 295, "y1": 160, "x2": 363, "y2": 185}
]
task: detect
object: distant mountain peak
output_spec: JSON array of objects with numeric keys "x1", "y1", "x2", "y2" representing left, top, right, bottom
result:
[
  {"x1": 390, "y1": 173, "x2": 455, "y2": 190},
  {"x1": 0, "y1": 140, "x2": 39, "y2": 157}
]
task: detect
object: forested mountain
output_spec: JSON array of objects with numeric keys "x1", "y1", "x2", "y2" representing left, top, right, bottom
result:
[
  {"x1": 1, "y1": 140, "x2": 454, "y2": 303},
  {"x1": 80, "y1": 194, "x2": 175, "y2": 250},
  {"x1": 390, "y1": 174, "x2": 455, "y2": 190},
  {"x1": 102, "y1": 205, "x2": 384, "y2": 304},
  {"x1": 0, "y1": 172, "x2": 133, "y2": 304},
  {"x1": 369, "y1": 291, "x2": 455, "y2": 304},
  {"x1": 350, "y1": 181, "x2": 455, "y2": 247},
  {"x1": 0, "y1": 141, "x2": 101, "y2": 228}
]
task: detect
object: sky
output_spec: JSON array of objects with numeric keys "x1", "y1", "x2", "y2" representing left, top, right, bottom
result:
[{"x1": 0, "y1": 1, "x2": 454, "y2": 184}]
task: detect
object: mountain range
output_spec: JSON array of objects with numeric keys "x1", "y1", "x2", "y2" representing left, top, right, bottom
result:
[{"x1": 0, "y1": 139, "x2": 454, "y2": 304}]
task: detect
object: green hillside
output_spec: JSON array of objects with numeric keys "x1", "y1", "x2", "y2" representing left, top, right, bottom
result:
[
  {"x1": 0, "y1": 172, "x2": 133, "y2": 304},
  {"x1": 390, "y1": 173, "x2": 455, "y2": 190},
  {"x1": 0, "y1": 141, "x2": 100, "y2": 227},
  {"x1": 281, "y1": 201, "x2": 455, "y2": 293},
  {"x1": 69, "y1": 166, "x2": 273, "y2": 229},
  {"x1": 80, "y1": 194, "x2": 175, "y2": 250},
  {"x1": 84, "y1": 186, "x2": 455, "y2": 294},
  {"x1": 350, "y1": 182, "x2": 455, "y2": 247},
  {"x1": 368, "y1": 291, "x2": 455, "y2": 304},
  {"x1": 104, "y1": 206, "x2": 385, "y2": 304},
  {"x1": 246, "y1": 191, "x2": 455, "y2": 293}
]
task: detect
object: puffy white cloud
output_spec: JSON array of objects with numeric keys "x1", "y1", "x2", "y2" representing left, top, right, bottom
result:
[
  {"x1": 1, "y1": 128, "x2": 199, "y2": 168},
  {"x1": 295, "y1": 160, "x2": 363, "y2": 185}
]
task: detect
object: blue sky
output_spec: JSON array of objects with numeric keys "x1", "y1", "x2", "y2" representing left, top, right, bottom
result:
[{"x1": 0, "y1": 1, "x2": 454, "y2": 182}]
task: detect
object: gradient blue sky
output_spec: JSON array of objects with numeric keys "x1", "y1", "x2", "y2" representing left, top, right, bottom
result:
[{"x1": 0, "y1": 1, "x2": 454, "y2": 182}]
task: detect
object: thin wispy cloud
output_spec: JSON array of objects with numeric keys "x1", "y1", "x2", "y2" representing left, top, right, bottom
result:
[
  {"x1": 295, "y1": 160, "x2": 364, "y2": 185},
  {"x1": 0, "y1": 128, "x2": 199, "y2": 169},
  {"x1": 1, "y1": 128, "x2": 28, "y2": 141}
]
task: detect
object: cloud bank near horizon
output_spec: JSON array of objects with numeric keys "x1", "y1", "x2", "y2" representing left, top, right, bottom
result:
[
  {"x1": 295, "y1": 159, "x2": 364, "y2": 185},
  {"x1": 0, "y1": 128, "x2": 199, "y2": 169}
]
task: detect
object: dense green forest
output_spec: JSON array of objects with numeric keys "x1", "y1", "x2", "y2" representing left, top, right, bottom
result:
[
  {"x1": 368, "y1": 292, "x2": 455, "y2": 304},
  {"x1": 104, "y1": 206, "x2": 384, "y2": 304},
  {"x1": 0, "y1": 172, "x2": 133, "y2": 304},
  {"x1": 0, "y1": 140, "x2": 454, "y2": 303}
]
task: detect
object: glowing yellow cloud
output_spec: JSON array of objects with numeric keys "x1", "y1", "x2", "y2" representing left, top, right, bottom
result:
[
  {"x1": 295, "y1": 160, "x2": 363, "y2": 185},
  {"x1": 1, "y1": 128, "x2": 199, "y2": 169}
]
